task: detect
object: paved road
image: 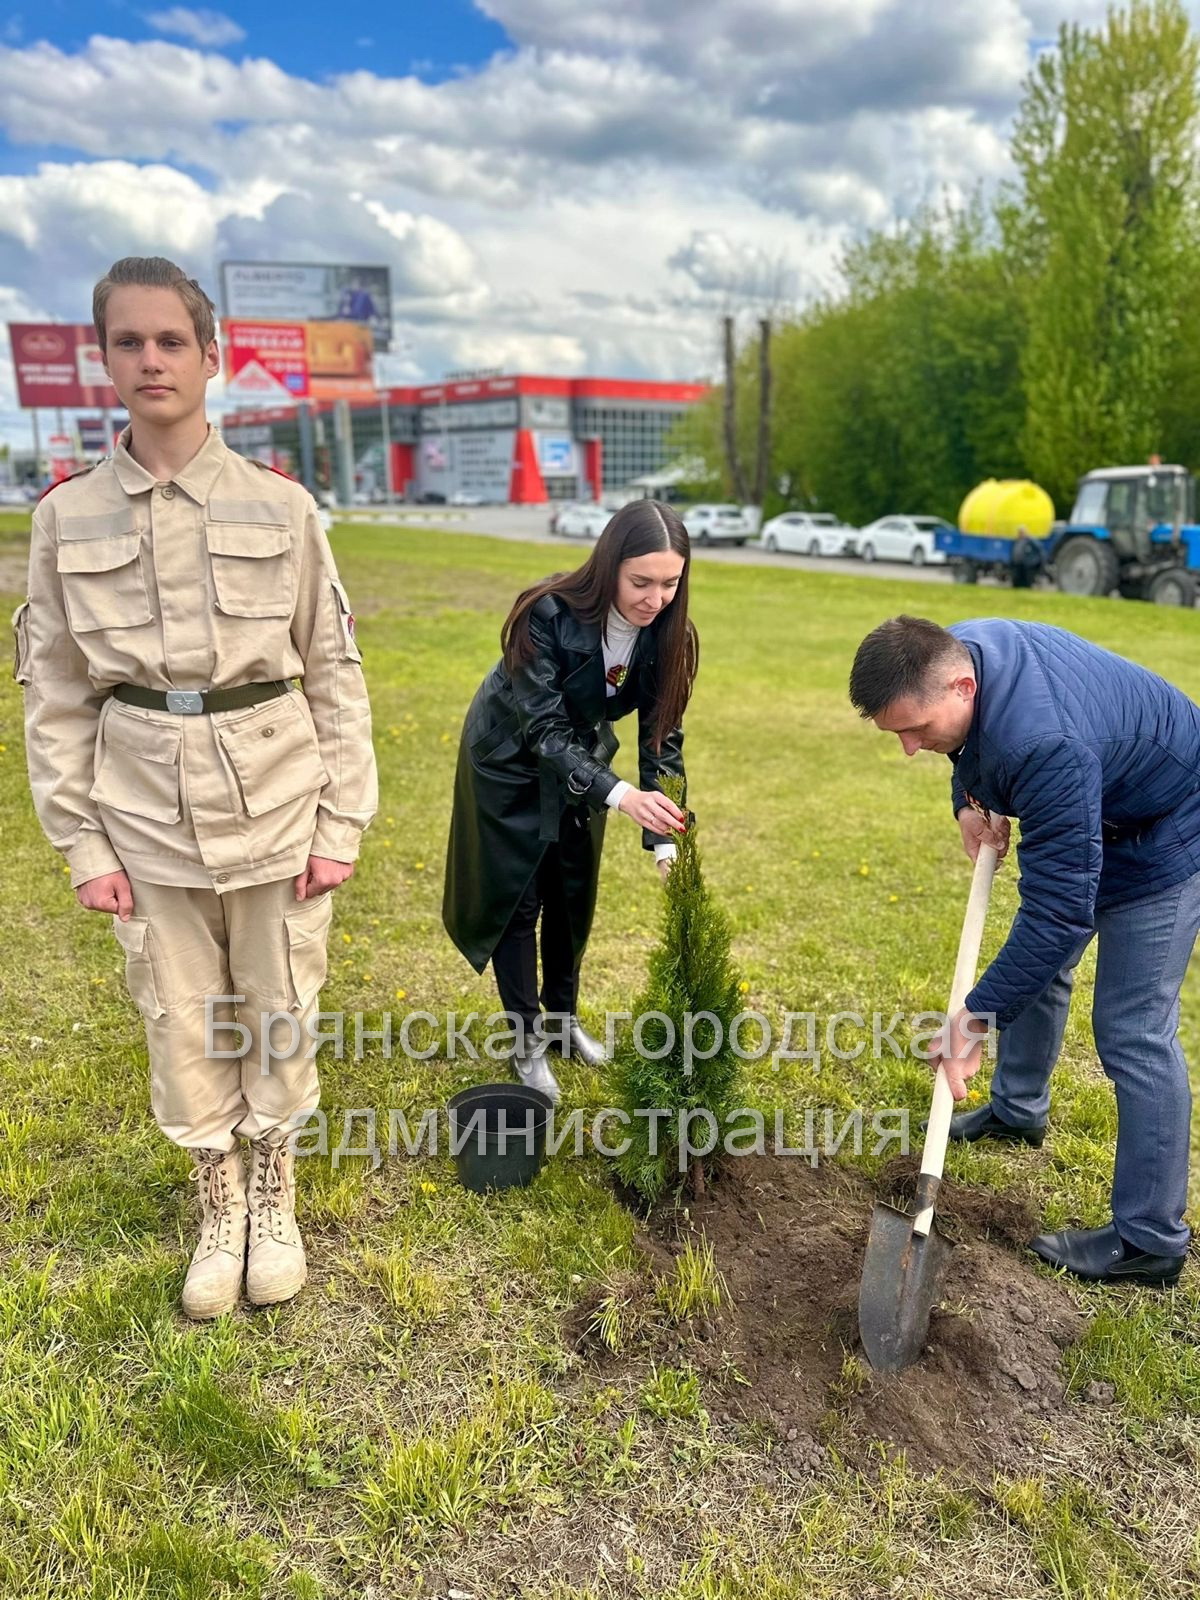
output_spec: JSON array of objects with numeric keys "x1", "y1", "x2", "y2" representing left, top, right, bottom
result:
[{"x1": 341, "y1": 505, "x2": 957, "y2": 584}]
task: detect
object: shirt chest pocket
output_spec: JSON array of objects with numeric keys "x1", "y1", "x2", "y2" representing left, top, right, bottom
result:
[
  {"x1": 204, "y1": 499, "x2": 294, "y2": 618},
  {"x1": 56, "y1": 513, "x2": 152, "y2": 633}
]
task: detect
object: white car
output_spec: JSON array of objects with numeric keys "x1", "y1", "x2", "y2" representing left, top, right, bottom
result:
[
  {"x1": 449, "y1": 490, "x2": 485, "y2": 506},
  {"x1": 685, "y1": 503, "x2": 751, "y2": 546},
  {"x1": 556, "y1": 502, "x2": 611, "y2": 539},
  {"x1": 856, "y1": 515, "x2": 951, "y2": 566},
  {"x1": 760, "y1": 511, "x2": 856, "y2": 556}
]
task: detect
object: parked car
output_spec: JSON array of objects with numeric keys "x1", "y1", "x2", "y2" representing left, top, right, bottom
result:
[
  {"x1": 449, "y1": 490, "x2": 485, "y2": 506},
  {"x1": 555, "y1": 502, "x2": 611, "y2": 539},
  {"x1": 684, "y1": 503, "x2": 751, "y2": 546},
  {"x1": 759, "y1": 511, "x2": 856, "y2": 556},
  {"x1": 0, "y1": 484, "x2": 33, "y2": 506},
  {"x1": 856, "y1": 515, "x2": 951, "y2": 566}
]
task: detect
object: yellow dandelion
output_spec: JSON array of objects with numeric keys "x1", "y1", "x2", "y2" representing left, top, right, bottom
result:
[
  {"x1": 415, "y1": 862, "x2": 426, "y2": 871},
  {"x1": 386, "y1": 816, "x2": 395, "y2": 825},
  {"x1": 811, "y1": 849, "x2": 821, "y2": 858},
  {"x1": 888, "y1": 894, "x2": 899, "y2": 903},
  {"x1": 395, "y1": 989, "x2": 407, "y2": 1001},
  {"x1": 440, "y1": 732, "x2": 450, "y2": 743},
  {"x1": 858, "y1": 864, "x2": 870, "y2": 877},
  {"x1": 419, "y1": 1180, "x2": 438, "y2": 1195},
  {"x1": 382, "y1": 839, "x2": 392, "y2": 848},
  {"x1": 738, "y1": 980, "x2": 750, "y2": 994},
  {"x1": 342, "y1": 932, "x2": 352, "y2": 945},
  {"x1": 362, "y1": 973, "x2": 374, "y2": 982}
]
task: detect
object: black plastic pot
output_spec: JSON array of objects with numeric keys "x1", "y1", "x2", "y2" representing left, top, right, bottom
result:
[{"x1": 446, "y1": 1083, "x2": 555, "y2": 1193}]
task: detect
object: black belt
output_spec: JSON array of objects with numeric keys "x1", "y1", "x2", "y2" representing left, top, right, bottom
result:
[{"x1": 111, "y1": 681, "x2": 293, "y2": 715}]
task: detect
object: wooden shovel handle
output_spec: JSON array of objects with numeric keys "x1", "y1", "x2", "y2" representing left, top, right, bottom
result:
[{"x1": 913, "y1": 842, "x2": 999, "y2": 1231}]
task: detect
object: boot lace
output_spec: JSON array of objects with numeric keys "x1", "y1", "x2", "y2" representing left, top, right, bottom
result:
[
  {"x1": 188, "y1": 1148, "x2": 238, "y2": 1248},
  {"x1": 249, "y1": 1140, "x2": 294, "y2": 1242}
]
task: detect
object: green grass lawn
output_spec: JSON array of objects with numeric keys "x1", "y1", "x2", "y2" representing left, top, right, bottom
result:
[{"x1": 2, "y1": 521, "x2": 1199, "y2": 1597}]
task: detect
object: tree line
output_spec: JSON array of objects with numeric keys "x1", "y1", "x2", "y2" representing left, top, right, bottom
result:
[{"x1": 676, "y1": 0, "x2": 1200, "y2": 526}]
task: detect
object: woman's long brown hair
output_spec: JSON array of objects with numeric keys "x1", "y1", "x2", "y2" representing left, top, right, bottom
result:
[{"x1": 500, "y1": 499, "x2": 698, "y2": 750}]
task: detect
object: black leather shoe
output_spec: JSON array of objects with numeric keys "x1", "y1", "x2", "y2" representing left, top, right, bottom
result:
[
  {"x1": 536, "y1": 1014, "x2": 608, "y2": 1067},
  {"x1": 1029, "y1": 1221, "x2": 1185, "y2": 1287},
  {"x1": 921, "y1": 1102, "x2": 1046, "y2": 1147}
]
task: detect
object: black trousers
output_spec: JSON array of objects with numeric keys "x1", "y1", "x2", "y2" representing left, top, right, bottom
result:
[{"x1": 491, "y1": 820, "x2": 590, "y2": 1035}]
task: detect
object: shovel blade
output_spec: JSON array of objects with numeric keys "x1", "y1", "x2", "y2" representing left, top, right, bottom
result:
[{"x1": 858, "y1": 1200, "x2": 953, "y2": 1374}]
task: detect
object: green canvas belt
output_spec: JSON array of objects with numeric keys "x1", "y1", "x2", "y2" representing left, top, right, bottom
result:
[{"x1": 110, "y1": 680, "x2": 294, "y2": 715}]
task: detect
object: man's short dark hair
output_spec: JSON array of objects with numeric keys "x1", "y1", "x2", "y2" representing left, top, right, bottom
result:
[{"x1": 849, "y1": 615, "x2": 972, "y2": 719}]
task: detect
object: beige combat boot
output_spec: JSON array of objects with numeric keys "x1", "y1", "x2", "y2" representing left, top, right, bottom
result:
[
  {"x1": 182, "y1": 1147, "x2": 249, "y2": 1320},
  {"x1": 245, "y1": 1135, "x2": 307, "y2": 1306}
]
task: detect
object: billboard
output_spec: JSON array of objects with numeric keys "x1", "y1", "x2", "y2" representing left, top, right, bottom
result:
[
  {"x1": 220, "y1": 262, "x2": 392, "y2": 351},
  {"x1": 222, "y1": 319, "x2": 375, "y2": 402},
  {"x1": 9, "y1": 323, "x2": 119, "y2": 409}
]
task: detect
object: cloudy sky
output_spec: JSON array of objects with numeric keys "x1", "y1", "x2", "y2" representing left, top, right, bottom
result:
[{"x1": 0, "y1": 0, "x2": 1126, "y2": 448}]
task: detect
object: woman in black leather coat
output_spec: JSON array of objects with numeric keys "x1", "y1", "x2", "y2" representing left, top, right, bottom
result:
[{"x1": 442, "y1": 499, "x2": 697, "y2": 1101}]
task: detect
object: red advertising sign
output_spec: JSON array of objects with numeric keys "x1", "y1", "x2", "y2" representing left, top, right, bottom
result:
[
  {"x1": 223, "y1": 319, "x2": 375, "y2": 402},
  {"x1": 9, "y1": 323, "x2": 119, "y2": 408}
]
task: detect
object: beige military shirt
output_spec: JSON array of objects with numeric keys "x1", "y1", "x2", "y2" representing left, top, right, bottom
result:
[{"x1": 14, "y1": 425, "x2": 378, "y2": 892}]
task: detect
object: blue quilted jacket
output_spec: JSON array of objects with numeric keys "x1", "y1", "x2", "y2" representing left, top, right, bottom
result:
[{"x1": 947, "y1": 619, "x2": 1200, "y2": 1027}]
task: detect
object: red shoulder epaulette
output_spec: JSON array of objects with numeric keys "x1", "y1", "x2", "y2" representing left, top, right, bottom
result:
[
  {"x1": 251, "y1": 458, "x2": 299, "y2": 482},
  {"x1": 37, "y1": 465, "x2": 97, "y2": 503}
]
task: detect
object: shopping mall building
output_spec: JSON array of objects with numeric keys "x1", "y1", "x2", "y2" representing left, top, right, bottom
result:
[{"x1": 221, "y1": 372, "x2": 710, "y2": 503}]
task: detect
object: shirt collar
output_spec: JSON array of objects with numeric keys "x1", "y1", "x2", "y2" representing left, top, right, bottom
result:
[{"x1": 111, "y1": 423, "x2": 228, "y2": 504}]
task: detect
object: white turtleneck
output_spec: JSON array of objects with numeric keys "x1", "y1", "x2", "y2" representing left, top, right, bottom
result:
[{"x1": 601, "y1": 604, "x2": 677, "y2": 863}]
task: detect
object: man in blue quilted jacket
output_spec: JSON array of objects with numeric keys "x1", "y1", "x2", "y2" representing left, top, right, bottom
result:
[{"x1": 850, "y1": 614, "x2": 1200, "y2": 1287}]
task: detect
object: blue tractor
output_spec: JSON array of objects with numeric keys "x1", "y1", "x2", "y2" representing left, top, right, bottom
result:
[
  {"x1": 1048, "y1": 464, "x2": 1199, "y2": 605},
  {"x1": 936, "y1": 465, "x2": 1200, "y2": 605}
]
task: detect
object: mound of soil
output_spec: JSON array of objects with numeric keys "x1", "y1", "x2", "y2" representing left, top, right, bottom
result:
[{"x1": 577, "y1": 1153, "x2": 1095, "y2": 1479}]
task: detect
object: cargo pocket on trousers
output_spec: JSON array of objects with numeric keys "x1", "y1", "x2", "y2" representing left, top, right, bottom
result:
[
  {"x1": 112, "y1": 915, "x2": 167, "y2": 1020},
  {"x1": 283, "y1": 894, "x2": 334, "y2": 1012}
]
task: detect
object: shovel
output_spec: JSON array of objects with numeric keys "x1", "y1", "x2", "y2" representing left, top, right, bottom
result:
[{"x1": 858, "y1": 841, "x2": 999, "y2": 1374}]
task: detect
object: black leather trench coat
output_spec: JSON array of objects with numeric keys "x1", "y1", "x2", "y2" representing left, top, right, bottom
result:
[{"x1": 443, "y1": 592, "x2": 687, "y2": 973}]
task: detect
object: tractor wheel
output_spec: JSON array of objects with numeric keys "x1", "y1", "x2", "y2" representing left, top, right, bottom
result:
[
  {"x1": 952, "y1": 563, "x2": 978, "y2": 585},
  {"x1": 1054, "y1": 536, "x2": 1120, "y2": 597},
  {"x1": 1147, "y1": 567, "x2": 1198, "y2": 607}
]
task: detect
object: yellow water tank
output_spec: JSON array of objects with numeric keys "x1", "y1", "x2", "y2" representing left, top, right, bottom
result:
[{"x1": 958, "y1": 479, "x2": 1056, "y2": 540}]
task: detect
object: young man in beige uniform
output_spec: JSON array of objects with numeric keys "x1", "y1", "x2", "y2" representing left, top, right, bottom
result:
[{"x1": 13, "y1": 257, "x2": 378, "y2": 1319}]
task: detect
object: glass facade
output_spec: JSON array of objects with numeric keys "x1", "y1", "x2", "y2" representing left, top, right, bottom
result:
[{"x1": 573, "y1": 400, "x2": 693, "y2": 493}]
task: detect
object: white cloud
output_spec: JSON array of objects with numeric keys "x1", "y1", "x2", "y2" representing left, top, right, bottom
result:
[
  {"x1": 0, "y1": 1, "x2": 1139, "y2": 449},
  {"x1": 145, "y1": 8, "x2": 246, "y2": 48}
]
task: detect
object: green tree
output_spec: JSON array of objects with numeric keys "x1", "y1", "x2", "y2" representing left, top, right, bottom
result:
[
  {"x1": 607, "y1": 780, "x2": 745, "y2": 1203},
  {"x1": 1010, "y1": 0, "x2": 1200, "y2": 505}
]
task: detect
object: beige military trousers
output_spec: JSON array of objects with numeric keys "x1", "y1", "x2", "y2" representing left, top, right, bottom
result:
[{"x1": 112, "y1": 877, "x2": 334, "y2": 1152}]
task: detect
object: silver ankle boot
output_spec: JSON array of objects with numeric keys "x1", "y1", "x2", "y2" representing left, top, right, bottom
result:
[
  {"x1": 510, "y1": 1034, "x2": 561, "y2": 1103},
  {"x1": 536, "y1": 1013, "x2": 608, "y2": 1068}
]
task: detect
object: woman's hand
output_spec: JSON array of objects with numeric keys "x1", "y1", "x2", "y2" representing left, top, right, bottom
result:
[{"x1": 619, "y1": 788, "x2": 686, "y2": 834}]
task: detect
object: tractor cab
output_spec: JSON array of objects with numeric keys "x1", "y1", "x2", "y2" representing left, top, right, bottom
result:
[{"x1": 1069, "y1": 466, "x2": 1193, "y2": 564}]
